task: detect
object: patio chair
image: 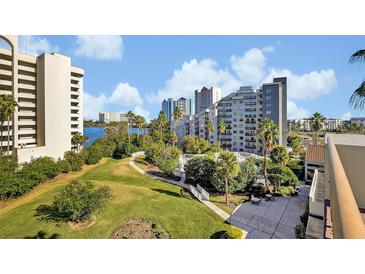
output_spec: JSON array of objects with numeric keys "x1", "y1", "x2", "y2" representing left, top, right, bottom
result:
[{"x1": 251, "y1": 195, "x2": 261, "y2": 205}]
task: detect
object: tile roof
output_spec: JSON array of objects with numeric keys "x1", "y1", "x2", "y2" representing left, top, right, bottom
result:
[{"x1": 305, "y1": 145, "x2": 325, "y2": 164}]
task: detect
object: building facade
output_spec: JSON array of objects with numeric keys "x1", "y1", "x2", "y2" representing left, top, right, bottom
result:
[
  {"x1": 99, "y1": 112, "x2": 128, "y2": 123},
  {"x1": 162, "y1": 97, "x2": 192, "y2": 121},
  {"x1": 350, "y1": 117, "x2": 365, "y2": 127},
  {"x1": 288, "y1": 118, "x2": 344, "y2": 132},
  {"x1": 194, "y1": 86, "x2": 221, "y2": 114},
  {"x1": 0, "y1": 35, "x2": 84, "y2": 163}
]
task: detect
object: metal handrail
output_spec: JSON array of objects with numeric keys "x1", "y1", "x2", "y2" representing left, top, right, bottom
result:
[{"x1": 327, "y1": 137, "x2": 365, "y2": 238}]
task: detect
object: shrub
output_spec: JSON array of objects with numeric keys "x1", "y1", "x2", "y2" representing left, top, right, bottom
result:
[
  {"x1": 270, "y1": 146, "x2": 289, "y2": 165},
  {"x1": 21, "y1": 157, "x2": 60, "y2": 180},
  {"x1": 0, "y1": 155, "x2": 18, "y2": 173},
  {"x1": 91, "y1": 138, "x2": 117, "y2": 158},
  {"x1": 185, "y1": 156, "x2": 217, "y2": 188},
  {"x1": 268, "y1": 164, "x2": 299, "y2": 187},
  {"x1": 145, "y1": 142, "x2": 165, "y2": 163},
  {"x1": 84, "y1": 146, "x2": 103, "y2": 165},
  {"x1": 277, "y1": 186, "x2": 294, "y2": 196},
  {"x1": 57, "y1": 159, "x2": 72, "y2": 173},
  {"x1": 294, "y1": 223, "x2": 306, "y2": 239},
  {"x1": 113, "y1": 142, "x2": 138, "y2": 159},
  {"x1": 179, "y1": 135, "x2": 210, "y2": 154},
  {"x1": 155, "y1": 146, "x2": 181, "y2": 175},
  {"x1": 287, "y1": 158, "x2": 304, "y2": 180},
  {"x1": 210, "y1": 227, "x2": 243, "y2": 239},
  {"x1": 64, "y1": 151, "x2": 84, "y2": 172},
  {"x1": 37, "y1": 180, "x2": 112, "y2": 223}
]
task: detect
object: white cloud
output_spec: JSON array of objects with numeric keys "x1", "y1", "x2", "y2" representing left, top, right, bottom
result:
[
  {"x1": 341, "y1": 112, "x2": 352, "y2": 120},
  {"x1": 19, "y1": 35, "x2": 59, "y2": 56},
  {"x1": 83, "y1": 82, "x2": 143, "y2": 120},
  {"x1": 262, "y1": 46, "x2": 275, "y2": 53},
  {"x1": 134, "y1": 106, "x2": 151, "y2": 122},
  {"x1": 287, "y1": 100, "x2": 310, "y2": 119},
  {"x1": 83, "y1": 92, "x2": 107, "y2": 120},
  {"x1": 147, "y1": 58, "x2": 240, "y2": 102},
  {"x1": 230, "y1": 47, "x2": 268, "y2": 85},
  {"x1": 264, "y1": 68, "x2": 338, "y2": 100},
  {"x1": 75, "y1": 35, "x2": 123, "y2": 60},
  {"x1": 108, "y1": 82, "x2": 143, "y2": 106}
]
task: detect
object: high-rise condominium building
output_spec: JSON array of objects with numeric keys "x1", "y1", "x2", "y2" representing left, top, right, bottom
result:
[
  {"x1": 99, "y1": 112, "x2": 128, "y2": 123},
  {"x1": 217, "y1": 77, "x2": 287, "y2": 154},
  {"x1": 0, "y1": 35, "x2": 84, "y2": 163},
  {"x1": 161, "y1": 97, "x2": 192, "y2": 121},
  {"x1": 195, "y1": 86, "x2": 221, "y2": 114}
]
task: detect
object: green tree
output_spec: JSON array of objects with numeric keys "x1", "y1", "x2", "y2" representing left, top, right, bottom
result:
[
  {"x1": 127, "y1": 111, "x2": 135, "y2": 143},
  {"x1": 236, "y1": 156, "x2": 257, "y2": 192},
  {"x1": 134, "y1": 115, "x2": 146, "y2": 140},
  {"x1": 170, "y1": 131, "x2": 178, "y2": 147},
  {"x1": 349, "y1": 49, "x2": 365, "y2": 109},
  {"x1": 185, "y1": 155, "x2": 217, "y2": 188},
  {"x1": 214, "y1": 151, "x2": 240, "y2": 204},
  {"x1": 151, "y1": 111, "x2": 170, "y2": 143},
  {"x1": 71, "y1": 132, "x2": 89, "y2": 153},
  {"x1": 257, "y1": 118, "x2": 279, "y2": 192},
  {"x1": 309, "y1": 112, "x2": 325, "y2": 144},
  {"x1": 0, "y1": 95, "x2": 18, "y2": 156},
  {"x1": 270, "y1": 146, "x2": 289, "y2": 165},
  {"x1": 206, "y1": 119, "x2": 214, "y2": 143},
  {"x1": 218, "y1": 119, "x2": 226, "y2": 145},
  {"x1": 287, "y1": 134, "x2": 301, "y2": 154}
]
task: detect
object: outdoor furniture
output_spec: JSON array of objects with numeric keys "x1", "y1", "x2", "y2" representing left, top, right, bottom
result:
[
  {"x1": 251, "y1": 196, "x2": 261, "y2": 205},
  {"x1": 265, "y1": 194, "x2": 275, "y2": 201}
]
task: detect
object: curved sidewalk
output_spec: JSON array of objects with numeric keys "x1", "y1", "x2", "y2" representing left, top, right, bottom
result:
[{"x1": 129, "y1": 152, "x2": 230, "y2": 221}]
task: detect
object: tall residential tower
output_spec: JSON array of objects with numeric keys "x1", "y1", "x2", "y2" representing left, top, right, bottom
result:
[{"x1": 0, "y1": 35, "x2": 84, "y2": 163}]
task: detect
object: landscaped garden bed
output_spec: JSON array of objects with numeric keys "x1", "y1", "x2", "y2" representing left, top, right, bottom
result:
[{"x1": 134, "y1": 155, "x2": 180, "y2": 181}]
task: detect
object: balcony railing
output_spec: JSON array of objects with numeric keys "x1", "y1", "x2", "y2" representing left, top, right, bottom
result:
[{"x1": 327, "y1": 137, "x2": 365, "y2": 238}]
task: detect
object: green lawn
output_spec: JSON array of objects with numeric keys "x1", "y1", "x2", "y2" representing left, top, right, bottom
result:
[{"x1": 0, "y1": 158, "x2": 240, "y2": 239}]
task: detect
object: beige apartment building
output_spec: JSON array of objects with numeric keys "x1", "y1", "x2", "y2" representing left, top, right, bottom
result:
[
  {"x1": 306, "y1": 134, "x2": 365, "y2": 239},
  {"x1": 0, "y1": 35, "x2": 84, "y2": 163}
]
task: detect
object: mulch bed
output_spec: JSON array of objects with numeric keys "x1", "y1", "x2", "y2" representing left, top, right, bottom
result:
[{"x1": 111, "y1": 217, "x2": 169, "y2": 239}]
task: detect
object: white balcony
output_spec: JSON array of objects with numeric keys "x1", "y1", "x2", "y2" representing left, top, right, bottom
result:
[
  {"x1": 0, "y1": 59, "x2": 12, "y2": 67},
  {"x1": 18, "y1": 119, "x2": 36, "y2": 126},
  {"x1": 18, "y1": 129, "x2": 36, "y2": 135},
  {"x1": 18, "y1": 101, "x2": 36, "y2": 108},
  {"x1": 18, "y1": 92, "x2": 36, "y2": 100},
  {"x1": 18, "y1": 74, "x2": 36, "y2": 82},
  {"x1": 18, "y1": 83, "x2": 36, "y2": 91}
]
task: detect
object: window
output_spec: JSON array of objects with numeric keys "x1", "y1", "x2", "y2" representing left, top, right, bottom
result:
[
  {"x1": 266, "y1": 103, "x2": 271, "y2": 108},
  {"x1": 266, "y1": 110, "x2": 272, "y2": 115},
  {"x1": 266, "y1": 96, "x2": 271, "y2": 101},
  {"x1": 266, "y1": 89, "x2": 271, "y2": 94}
]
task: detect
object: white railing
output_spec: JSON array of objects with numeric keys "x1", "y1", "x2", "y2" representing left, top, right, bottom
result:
[
  {"x1": 197, "y1": 184, "x2": 210, "y2": 200},
  {"x1": 309, "y1": 169, "x2": 324, "y2": 218}
]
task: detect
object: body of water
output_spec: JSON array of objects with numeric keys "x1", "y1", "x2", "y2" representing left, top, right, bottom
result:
[{"x1": 83, "y1": 127, "x2": 146, "y2": 147}]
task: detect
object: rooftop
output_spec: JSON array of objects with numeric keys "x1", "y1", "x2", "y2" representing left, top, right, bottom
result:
[{"x1": 305, "y1": 144, "x2": 324, "y2": 164}]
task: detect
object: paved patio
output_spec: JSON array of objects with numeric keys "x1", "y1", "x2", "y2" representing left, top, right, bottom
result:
[{"x1": 229, "y1": 185, "x2": 310, "y2": 239}]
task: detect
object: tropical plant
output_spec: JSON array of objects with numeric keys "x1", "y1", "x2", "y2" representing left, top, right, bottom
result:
[
  {"x1": 185, "y1": 155, "x2": 217, "y2": 188},
  {"x1": 287, "y1": 134, "x2": 301, "y2": 154},
  {"x1": 112, "y1": 142, "x2": 138, "y2": 159},
  {"x1": 213, "y1": 151, "x2": 240, "y2": 204},
  {"x1": 71, "y1": 133, "x2": 89, "y2": 152},
  {"x1": 349, "y1": 49, "x2": 365, "y2": 109},
  {"x1": 173, "y1": 106, "x2": 183, "y2": 129},
  {"x1": 270, "y1": 146, "x2": 289, "y2": 165},
  {"x1": 218, "y1": 119, "x2": 226, "y2": 144},
  {"x1": 309, "y1": 112, "x2": 325, "y2": 144},
  {"x1": 0, "y1": 95, "x2": 18, "y2": 156},
  {"x1": 151, "y1": 111, "x2": 170, "y2": 143},
  {"x1": 257, "y1": 118, "x2": 279, "y2": 192},
  {"x1": 134, "y1": 115, "x2": 146, "y2": 141},
  {"x1": 36, "y1": 180, "x2": 112, "y2": 223},
  {"x1": 84, "y1": 146, "x2": 103, "y2": 165},
  {"x1": 170, "y1": 131, "x2": 178, "y2": 147},
  {"x1": 63, "y1": 151, "x2": 84, "y2": 171},
  {"x1": 236, "y1": 156, "x2": 258, "y2": 192},
  {"x1": 206, "y1": 119, "x2": 214, "y2": 143},
  {"x1": 126, "y1": 111, "x2": 135, "y2": 143}
]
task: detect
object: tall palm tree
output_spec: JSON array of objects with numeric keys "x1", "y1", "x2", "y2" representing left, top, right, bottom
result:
[
  {"x1": 349, "y1": 49, "x2": 365, "y2": 109},
  {"x1": 0, "y1": 95, "x2": 18, "y2": 156},
  {"x1": 257, "y1": 118, "x2": 279, "y2": 193},
  {"x1": 71, "y1": 133, "x2": 89, "y2": 152},
  {"x1": 134, "y1": 115, "x2": 146, "y2": 140},
  {"x1": 309, "y1": 112, "x2": 325, "y2": 144},
  {"x1": 126, "y1": 111, "x2": 135, "y2": 143},
  {"x1": 216, "y1": 151, "x2": 240, "y2": 204},
  {"x1": 0, "y1": 95, "x2": 6, "y2": 154},
  {"x1": 172, "y1": 107, "x2": 183, "y2": 147},
  {"x1": 218, "y1": 119, "x2": 226, "y2": 145},
  {"x1": 206, "y1": 119, "x2": 213, "y2": 143}
]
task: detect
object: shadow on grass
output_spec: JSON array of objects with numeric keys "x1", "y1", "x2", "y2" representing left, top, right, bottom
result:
[
  {"x1": 34, "y1": 205, "x2": 63, "y2": 226},
  {"x1": 151, "y1": 188, "x2": 182, "y2": 198},
  {"x1": 210, "y1": 230, "x2": 230, "y2": 239},
  {"x1": 25, "y1": 230, "x2": 61, "y2": 239}
]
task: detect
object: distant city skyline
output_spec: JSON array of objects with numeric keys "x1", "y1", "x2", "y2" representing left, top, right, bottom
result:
[{"x1": 4, "y1": 35, "x2": 365, "y2": 121}]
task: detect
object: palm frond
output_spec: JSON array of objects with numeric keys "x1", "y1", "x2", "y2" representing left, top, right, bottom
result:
[
  {"x1": 349, "y1": 49, "x2": 365, "y2": 64},
  {"x1": 349, "y1": 81, "x2": 365, "y2": 110}
]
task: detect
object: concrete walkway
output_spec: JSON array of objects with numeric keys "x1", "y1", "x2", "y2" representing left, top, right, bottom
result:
[
  {"x1": 229, "y1": 184, "x2": 310, "y2": 239},
  {"x1": 129, "y1": 152, "x2": 230, "y2": 221}
]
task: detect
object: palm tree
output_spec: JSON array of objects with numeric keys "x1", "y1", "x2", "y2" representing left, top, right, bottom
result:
[
  {"x1": 257, "y1": 118, "x2": 279, "y2": 193},
  {"x1": 173, "y1": 106, "x2": 183, "y2": 130},
  {"x1": 126, "y1": 111, "x2": 135, "y2": 143},
  {"x1": 218, "y1": 119, "x2": 226, "y2": 145},
  {"x1": 206, "y1": 119, "x2": 214, "y2": 143},
  {"x1": 216, "y1": 151, "x2": 240, "y2": 204},
  {"x1": 134, "y1": 115, "x2": 146, "y2": 140},
  {"x1": 349, "y1": 49, "x2": 365, "y2": 109},
  {"x1": 71, "y1": 133, "x2": 89, "y2": 152},
  {"x1": 0, "y1": 95, "x2": 6, "y2": 155},
  {"x1": 309, "y1": 112, "x2": 325, "y2": 144},
  {"x1": 0, "y1": 95, "x2": 18, "y2": 156}
]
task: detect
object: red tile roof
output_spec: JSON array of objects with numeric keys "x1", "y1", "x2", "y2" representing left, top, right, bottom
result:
[{"x1": 305, "y1": 145, "x2": 325, "y2": 164}]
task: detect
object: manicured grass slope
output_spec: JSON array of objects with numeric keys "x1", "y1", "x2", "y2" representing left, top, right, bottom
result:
[{"x1": 0, "y1": 158, "x2": 236, "y2": 239}]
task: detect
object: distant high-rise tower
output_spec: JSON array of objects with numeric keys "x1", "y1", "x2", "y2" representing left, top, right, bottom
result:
[
  {"x1": 162, "y1": 97, "x2": 192, "y2": 121},
  {"x1": 195, "y1": 86, "x2": 221, "y2": 114}
]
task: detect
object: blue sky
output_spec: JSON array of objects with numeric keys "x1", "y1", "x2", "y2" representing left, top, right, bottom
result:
[{"x1": 13, "y1": 35, "x2": 365, "y2": 121}]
